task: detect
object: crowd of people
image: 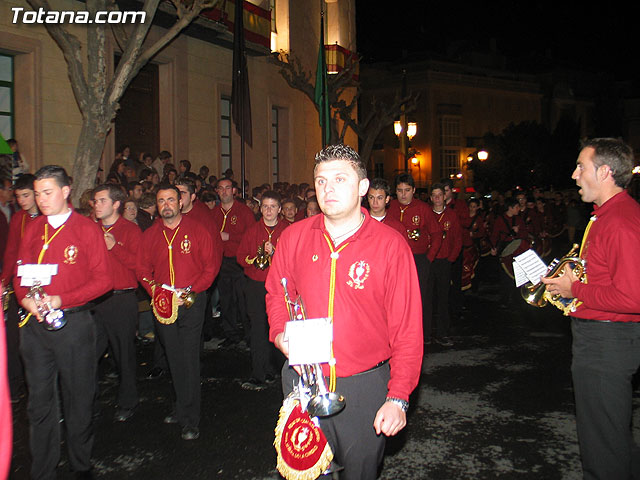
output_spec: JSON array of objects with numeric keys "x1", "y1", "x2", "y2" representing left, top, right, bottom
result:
[{"x1": 0, "y1": 139, "x2": 638, "y2": 480}]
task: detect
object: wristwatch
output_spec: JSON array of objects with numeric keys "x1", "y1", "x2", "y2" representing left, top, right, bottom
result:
[{"x1": 385, "y1": 396, "x2": 409, "y2": 413}]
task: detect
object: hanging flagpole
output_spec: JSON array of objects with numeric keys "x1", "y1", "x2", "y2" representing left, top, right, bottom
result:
[
  {"x1": 314, "y1": 1, "x2": 330, "y2": 147},
  {"x1": 232, "y1": 0, "x2": 252, "y2": 198}
]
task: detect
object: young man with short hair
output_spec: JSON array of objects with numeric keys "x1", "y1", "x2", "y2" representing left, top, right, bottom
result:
[
  {"x1": 366, "y1": 177, "x2": 405, "y2": 235},
  {"x1": 92, "y1": 183, "x2": 142, "y2": 422},
  {"x1": 237, "y1": 191, "x2": 288, "y2": 390},
  {"x1": 15, "y1": 165, "x2": 112, "y2": 479},
  {"x1": 267, "y1": 144, "x2": 423, "y2": 479}
]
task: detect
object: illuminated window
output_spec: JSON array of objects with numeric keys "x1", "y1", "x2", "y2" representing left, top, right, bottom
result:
[
  {"x1": 220, "y1": 96, "x2": 232, "y2": 172},
  {"x1": 439, "y1": 115, "x2": 461, "y2": 180},
  {"x1": 0, "y1": 54, "x2": 14, "y2": 140}
]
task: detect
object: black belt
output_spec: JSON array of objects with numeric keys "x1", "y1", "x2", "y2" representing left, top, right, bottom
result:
[
  {"x1": 572, "y1": 316, "x2": 612, "y2": 323},
  {"x1": 356, "y1": 359, "x2": 389, "y2": 376},
  {"x1": 63, "y1": 303, "x2": 94, "y2": 314},
  {"x1": 113, "y1": 289, "x2": 136, "y2": 295}
]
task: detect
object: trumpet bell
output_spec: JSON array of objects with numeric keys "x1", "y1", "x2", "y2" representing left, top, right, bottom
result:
[
  {"x1": 43, "y1": 310, "x2": 66, "y2": 331},
  {"x1": 182, "y1": 291, "x2": 197, "y2": 309},
  {"x1": 308, "y1": 392, "x2": 346, "y2": 418},
  {"x1": 521, "y1": 281, "x2": 548, "y2": 308}
]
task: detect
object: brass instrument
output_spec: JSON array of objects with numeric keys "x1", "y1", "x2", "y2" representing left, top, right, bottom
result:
[
  {"x1": 26, "y1": 281, "x2": 66, "y2": 331},
  {"x1": 521, "y1": 244, "x2": 585, "y2": 315},
  {"x1": 281, "y1": 278, "x2": 346, "y2": 418},
  {"x1": 407, "y1": 229, "x2": 420, "y2": 241},
  {"x1": 2, "y1": 286, "x2": 12, "y2": 312},
  {"x1": 143, "y1": 277, "x2": 196, "y2": 308},
  {"x1": 245, "y1": 241, "x2": 270, "y2": 270}
]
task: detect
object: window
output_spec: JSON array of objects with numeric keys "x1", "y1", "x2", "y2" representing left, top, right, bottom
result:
[
  {"x1": 0, "y1": 54, "x2": 14, "y2": 140},
  {"x1": 220, "y1": 96, "x2": 232, "y2": 172},
  {"x1": 271, "y1": 106, "x2": 279, "y2": 182},
  {"x1": 439, "y1": 115, "x2": 461, "y2": 180}
]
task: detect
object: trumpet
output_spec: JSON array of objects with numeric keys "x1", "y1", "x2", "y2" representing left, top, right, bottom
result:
[
  {"x1": 26, "y1": 281, "x2": 66, "y2": 331},
  {"x1": 245, "y1": 241, "x2": 270, "y2": 270},
  {"x1": 281, "y1": 278, "x2": 346, "y2": 418},
  {"x1": 521, "y1": 243, "x2": 585, "y2": 314},
  {"x1": 143, "y1": 278, "x2": 197, "y2": 308}
]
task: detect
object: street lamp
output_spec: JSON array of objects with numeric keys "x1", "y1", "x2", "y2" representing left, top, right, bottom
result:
[
  {"x1": 477, "y1": 150, "x2": 489, "y2": 161},
  {"x1": 407, "y1": 122, "x2": 417, "y2": 140},
  {"x1": 394, "y1": 119, "x2": 417, "y2": 173}
]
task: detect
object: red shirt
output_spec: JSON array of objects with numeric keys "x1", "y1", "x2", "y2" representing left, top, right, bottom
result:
[
  {"x1": 99, "y1": 216, "x2": 142, "y2": 290},
  {"x1": 489, "y1": 213, "x2": 528, "y2": 250},
  {"x1": 14, "y1": 212, "x2": 113, "y2": 308},
  {"x1": 432, "y1": 207, "x2": 463, "y2": 262},
  {"x1": 211, "y1": 201, "x2": 256, "y2": 257},
  {"x1": 1, "y1": 209, "x2": 39, "y2": 284},
  {"x1": 571, "y1": 191, "x2": 640, "y2": 322},
  {"x1": 237, "y1": 219, "x2": 288, "y2": 282},
  {"x1": 447, "y1": 198, "x2": 472, "y2": 247},
  {"x1": 184, "y1": 200, "x2": 219, "y2": 234},
  {"x1": 265, "y1": 209, "x2": 423, "y2": 401},
  {"x1": 387, "y1": 198, "x2": 442, "y2": 259},
  {"x1": 380, "y1": 215, "x2": 406, "y2": 236},
  {"x1": 137, "y1": 214, "x2": 222, "y2": 296}
]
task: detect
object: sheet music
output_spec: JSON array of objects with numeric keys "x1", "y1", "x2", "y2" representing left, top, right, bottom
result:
[{"x1": 512, "y1": 249, "x2": 548, "y2": 287}]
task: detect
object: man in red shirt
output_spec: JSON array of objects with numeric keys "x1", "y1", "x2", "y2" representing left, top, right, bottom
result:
[
  {"x1": 15, "y1": 165, "x2": 112, "y2": 479},
  {"x1": 425, "y1": 183, "x2": 462, "y2": 346},
  {"x1": 490, "y1": 197, "x2": 529, "y2": 307},
  {"x1": 1, "y1": 174, "x2": 39, "y2": 404},
  {"x1": 542, "y1": 138, "x2": 640, "y2": 480},
  {"x1": 137, "y1": 185, "x2": 221, "y2": 441},
  {"x1": 442, "y1": 179, "x2": 471, "y2": 325},
  {"x1": 211, "y1": 178, "x2": 255, "y2": 346},
  {"x1": 267, "y1": 144, "x2": 423, "y2": 479},
  {"x1": 93, "y1": 184, "x2": 142, "y2": 422},
  {"x1": 388, "y1": 173, "x2": 441, "y2": 330},
  {"x1": 366, "y1": 178, "x2": 406, "y2": 235},
  {"x1": 237, "y1": 190, "x2": 288, "y2": 390}
]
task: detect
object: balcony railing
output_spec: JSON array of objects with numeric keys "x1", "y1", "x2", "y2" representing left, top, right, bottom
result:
[{"x1": 200, "y1": 0, "x2": 271, "y2": 49}]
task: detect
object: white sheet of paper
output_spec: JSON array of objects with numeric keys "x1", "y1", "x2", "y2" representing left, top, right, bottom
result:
[
  {"x1": 17, "y1": 264, "x2": 58, "y2": 287},
  {"x1": 512, "y1": 249, "x2": 548, "y2": 287},
  {"x1": 286, "y1": 317, "x2": 332, "y2": 366}
]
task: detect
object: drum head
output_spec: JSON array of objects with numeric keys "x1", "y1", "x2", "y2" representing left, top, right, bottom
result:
[{"x1": 500, "y1": 239, "x2": 522, "y2": 258}]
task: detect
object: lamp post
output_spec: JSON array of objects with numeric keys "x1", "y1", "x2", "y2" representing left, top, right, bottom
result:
[{"x1": 394, "y1": 118, "x2": 417, "y2": 173}]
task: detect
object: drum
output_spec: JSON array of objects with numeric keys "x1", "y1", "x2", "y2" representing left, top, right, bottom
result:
[{"x1": 499, "y1": 239, "x2": 530, "y2": 278}]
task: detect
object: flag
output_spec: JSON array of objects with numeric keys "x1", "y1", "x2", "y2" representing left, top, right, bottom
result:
[
  {"x1": 231, "y1": 0, "x2": 252, "y2": 147},
  {"x1": 314, "y1": 10, "x2": 330, "y2": 147},
  {"x1": 0, "y1": 133, "x2": 11, "y2": 155}
]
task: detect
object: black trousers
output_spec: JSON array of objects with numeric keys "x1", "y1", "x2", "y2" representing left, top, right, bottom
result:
[
  {"x1": 5, "y1": 294, "x2": 24, "y2": 397},
  {"x1": 93, "y1": 290, "x2": 138, "y2": 410},
  {"x1": 218, "y1": 256, "x2": 246, "y2": 341},
  {"x1": 413, "y1": 253, "x2": 430, "y2": 324},
  {"x1": 244, "y1": 278, "x2": 279, "y2": 381},
  {"x1": 449, "y1": 251, "x2": 464, "y2": 321},
  {"x1": 155, "y1": 293, "x2": 205, "y2": 428},
  {"x1": 571, "y1": 318, "x2": 640, "y2": 480},
  {"x1": 20, "y1": 309, "x2": 96, "y2": 479},
  {"x1": 282, "y1": 361, "x2": 389, "y2": 480},
  {"x1": 424, "y1": 258, "x2": 452, "y2": 339}
]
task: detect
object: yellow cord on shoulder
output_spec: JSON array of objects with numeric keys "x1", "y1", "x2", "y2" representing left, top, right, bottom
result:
[{"x1": 323, "y1": 234, "x2": 349, "y2": 393}]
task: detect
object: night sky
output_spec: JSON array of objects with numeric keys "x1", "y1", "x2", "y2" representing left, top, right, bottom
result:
[{"x1": 355, "y1": 1, "x2": 638, "y2": 80}]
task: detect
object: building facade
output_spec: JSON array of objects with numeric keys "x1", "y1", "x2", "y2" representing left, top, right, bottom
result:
[{"x1": 0, "y1": 0, "x2": 357, "y2": 189}]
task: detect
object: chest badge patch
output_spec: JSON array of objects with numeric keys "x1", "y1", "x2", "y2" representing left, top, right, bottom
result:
[
  {"x1": 347, "y1": 260, "x2": 370, "y2": 290},
  {"x1": 312, "y1": 254, "x2": 318, "y2": 262},
  {"x1": 444, "y1": 220, "x2": 451, "y2": 231},
  {"x1": 181, "y1": 235, "x2": 192, "y2": 254},
  {"x1": 412, "y1": 215, "x2": 420, "y2": 226},
  {"x1": 230, "y1": 215, "x2": 238, "y2": 225},
  {"x1": 64, "y1": 245, "x2": 78, "y2": 264}
]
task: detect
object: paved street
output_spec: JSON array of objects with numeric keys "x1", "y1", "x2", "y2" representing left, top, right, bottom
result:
[{"x1": 8, "y1": 258, "x2": 640, "y2": 479}]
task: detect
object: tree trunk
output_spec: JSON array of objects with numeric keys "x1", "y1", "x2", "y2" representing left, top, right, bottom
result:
[{"x1": 71, "y1": 116, "x2": 111, "y2": 206}]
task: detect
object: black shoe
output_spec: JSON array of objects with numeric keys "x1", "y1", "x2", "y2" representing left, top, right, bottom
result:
[
  {"x1": 114, "y1": 407, "x2": 135, "y2": 422},
  {"x1": 218, "y1": 338, "x2": 239, "y2": 348},
  {"x1": 75, "y1": 470, "x2": 94, "y2": 479},
  {"x1": 435, "y1": 337, "x2": 454, "y2": 347},
  {"x1": 241, "y1": 378, "x2": 267, "y2": 391},
  {"x1": 146, "y1": 367, "x2": 164, "y2": 380},
  {"x1": 264, "y1": 374, "x2": 277, "y2": 385},
  {"x1": 181, "y1": 426, "x2": 200, "y2": 440},
  {"x1": 163, "y1": 413, "x2": 178, "y2": 424},
  {"x1": 424, "y1": 337, "x2": 432, "y2": 346}
]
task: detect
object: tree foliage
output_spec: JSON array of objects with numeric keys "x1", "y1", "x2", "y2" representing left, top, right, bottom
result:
[{"x1": 471, "y1": 117, "x2": 581, "y2": 193}]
